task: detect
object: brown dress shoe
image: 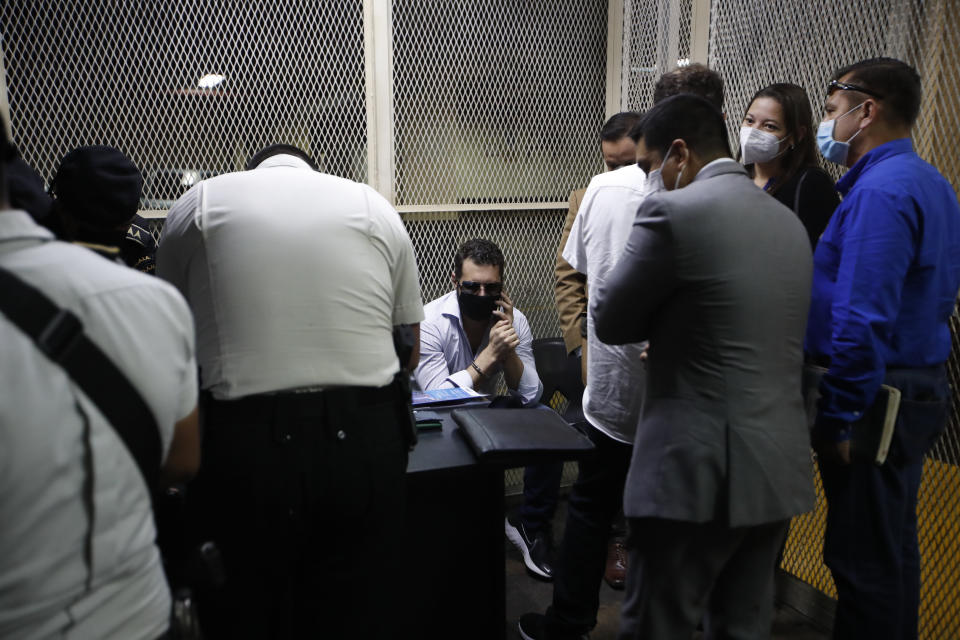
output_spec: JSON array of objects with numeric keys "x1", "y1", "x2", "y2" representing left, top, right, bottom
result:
[{"x1": 604, "y1": 538, "x2": 627, "y2": 589}]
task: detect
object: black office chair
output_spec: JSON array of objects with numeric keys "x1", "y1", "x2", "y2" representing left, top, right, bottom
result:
[{"x1": 532, "y1": 336, "x2": 587, "y2": 429}]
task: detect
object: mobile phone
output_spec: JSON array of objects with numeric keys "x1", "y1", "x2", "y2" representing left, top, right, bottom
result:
[{"x1": 414, "y1": 409, "x2": 444, "y2": 431}]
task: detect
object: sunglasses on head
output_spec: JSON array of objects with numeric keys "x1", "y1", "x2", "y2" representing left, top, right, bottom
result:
[
  {"x1": 459, "y1": 280, "x2": 503, "y2": 297},
  {"x1": 827, "y1": 79, "x2": 884, "y2": 99}
]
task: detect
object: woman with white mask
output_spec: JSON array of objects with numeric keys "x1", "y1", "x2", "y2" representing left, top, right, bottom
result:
[{"x1": 738, "y1": 83, "x2": 840, "y2": 249}]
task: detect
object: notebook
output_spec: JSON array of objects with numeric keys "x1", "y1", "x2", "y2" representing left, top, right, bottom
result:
[{"x1": 803, "y1": 364, "x2": 902, "y2": 465}]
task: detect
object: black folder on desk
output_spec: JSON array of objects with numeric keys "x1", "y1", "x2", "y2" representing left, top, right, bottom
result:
[{"x1": 451, "y1": 408, "x2": 595, "y2": 466}]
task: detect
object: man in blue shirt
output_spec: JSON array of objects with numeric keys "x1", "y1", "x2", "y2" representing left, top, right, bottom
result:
[{"x1": 808, "y1": 57, "x2": 960, "y2": 640}]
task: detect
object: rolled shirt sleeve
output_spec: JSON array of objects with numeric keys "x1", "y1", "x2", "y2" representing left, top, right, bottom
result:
[
  {"x1": 511, "y1": 311, "x2": 543, "y2": 405},
  {"x1": 412, "y1": 317, "x2": 463, "y2": 391}
]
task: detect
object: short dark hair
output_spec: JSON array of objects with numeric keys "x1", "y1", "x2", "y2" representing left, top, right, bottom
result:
[
  {"x1": 454, "y1": 238, "x2": 505, "y2": 280},
  {"x1": 245, "y1": 144, "x2": 318, "y2": 171},
  {"x1": 640, "y1": 94, "x2": 730, "y2": 160},
  {"x1": 653, "y1": 63, "x2": 724, "y2": 110},
  {"x1": 600, "y1": 111, "x2": 643, "y2": 143},
  {"x1": 739, "y1": 83, "x2": 819, "y2": 195},
  {"x1": 832, "y1": 57, "x2": 921, "y2": 127}
]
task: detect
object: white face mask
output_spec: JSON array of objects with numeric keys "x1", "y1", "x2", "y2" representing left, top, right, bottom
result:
[
  {"x1": 647, "y1": 145, "x2": 684, "y2": 191},
  {"x1": 646, "y1": 167, "x2": 665, "y2": 193},
  {"x1": 739, "y1": 126, "x2": 788, "y2": 165}
]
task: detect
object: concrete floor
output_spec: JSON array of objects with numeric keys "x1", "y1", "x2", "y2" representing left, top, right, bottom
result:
[{"x1": 504, "y1": 498, "x2": 829, "y2": 639}]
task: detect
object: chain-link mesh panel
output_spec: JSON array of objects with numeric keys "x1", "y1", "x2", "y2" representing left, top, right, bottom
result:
[
  {"x1": 705, "y1": 1, "x2": 960, "y2": 637},
  {"x1": 1, "y1": 1, "x2": 368, "y2": 206},
  {"x1": 623, "y1": 0, "x2": 693, "y2": 111},
  {"x1": 404, "y1": 209, "x2": 564, "y2": 338},
  {"x1": 3, "y1": 0, "x2": 593, "y2": 525},
  {"x1": 391, "y1": 0, "x2": 607, "y2": 208},
  {"x1": 709, "y1": 0, "x2": 930, "y2": 172}
]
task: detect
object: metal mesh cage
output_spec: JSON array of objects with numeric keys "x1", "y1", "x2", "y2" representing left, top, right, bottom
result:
[
  {"x1": 4, "y1": 2, "x2": 960, "y2": 633},
  {"x1": 2, "y1": 1, "x2": 604, "y2": 499},
  {"x1": 623, "y1": 0, "x2": 694, "y2": 111},
  {"x1": 391, "y1": 0, "x2": 607, "y2": 210},
  {"x1": 1, "y1": 1, "x2": 369, "y2": 209}
]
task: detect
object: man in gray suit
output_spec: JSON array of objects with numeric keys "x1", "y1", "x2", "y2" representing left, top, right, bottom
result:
[{"x1": 593, "y1": 94, "x2": 815, "y2": 639}]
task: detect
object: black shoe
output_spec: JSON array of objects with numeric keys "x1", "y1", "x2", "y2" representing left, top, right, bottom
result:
[
  {"x1": 518, "y1": 613, "x2": 545, "y2": 640},
  {"x1": 518, "y1": 612, "x2": 589, "y2": 640},
  {"x1": 505, "y1": 516, "x2": 554, "y2": 580}
]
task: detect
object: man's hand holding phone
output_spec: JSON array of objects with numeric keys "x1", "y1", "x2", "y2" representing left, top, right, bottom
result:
[{"x1": 488, "y1": 290, "x2": 519, "y2": 360}]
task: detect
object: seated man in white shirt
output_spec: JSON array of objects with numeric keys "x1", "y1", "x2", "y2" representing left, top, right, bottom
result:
[
  {"x1": 414, "y1": 239, "x2": 557, "y2": 579},
  {"x1": 415, "y1": 238, "x2": 540, "y2": 403}
]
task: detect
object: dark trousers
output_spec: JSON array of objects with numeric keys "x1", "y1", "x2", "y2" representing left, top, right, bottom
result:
[
  {"x1": 519, "y1": 461, "x2": 564, "y2": 535},
  {"x1": 189, "y1": 386, "x2": 408, "y2": 640},
  {"x1": 819, "y1": 365, "x2": 949, "y2": 640},
  {"x1": 544, "y1": 425, "x2": 632, "y2": 638},
  {"x1": 618, "y1": 517, "x2": 789, "y2": 640}
]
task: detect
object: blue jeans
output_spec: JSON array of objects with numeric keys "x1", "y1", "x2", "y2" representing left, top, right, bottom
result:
[
  {"x1": 820, "y1": 365, "x2": 949, "y2": 640},
  {"x1": 510, "y1": 401, "x2": 566, "y2": 535},
  {"x1": 519, "y1": 462, "x2": 564, "y2": 536},
  {"x1": 544, "y1": 425, "x2": 633, "y2": 637}
]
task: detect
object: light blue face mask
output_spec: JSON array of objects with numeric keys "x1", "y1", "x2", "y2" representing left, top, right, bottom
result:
[{"x1": 817, "y1": 102, "x2": 865, "y2": 165}]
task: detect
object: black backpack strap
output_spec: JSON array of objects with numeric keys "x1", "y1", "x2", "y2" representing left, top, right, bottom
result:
[{"x1": 0, "y1": 265, "x2": 162, "y2": 493}]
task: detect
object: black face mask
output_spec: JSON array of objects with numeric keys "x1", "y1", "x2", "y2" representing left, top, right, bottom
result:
[{"x1": 458, "y1": 291, "x2": 498, "y2": 322}]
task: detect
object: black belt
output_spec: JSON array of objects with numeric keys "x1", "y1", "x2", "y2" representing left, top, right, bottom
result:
[
  {"x1": 201, "y1": 384, "x2": 397, "y2": 419},
  {"x1": 806, "y1": 355, "x2": 945, "y2": 377}
]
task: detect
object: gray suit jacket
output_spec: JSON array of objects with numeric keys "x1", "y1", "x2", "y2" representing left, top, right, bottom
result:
[{"x1": 593, "y1": 159, "x2": 815, "y2": 527}]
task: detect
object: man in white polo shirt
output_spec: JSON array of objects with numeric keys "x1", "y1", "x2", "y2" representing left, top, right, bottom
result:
[
  {"x1": 0, "y1": 130, "x2": 200, "y2": 639},
  {"x1": 157, "y1": 144, "x2": 424, "y2": 639},
  {"x1": 519, "y1": 124, "x2": 655, "y2": 640}
]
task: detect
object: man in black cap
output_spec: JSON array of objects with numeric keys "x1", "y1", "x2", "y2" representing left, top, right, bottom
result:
[{"x1": 47, "y1": 145, "x2": 157, "y2": 273}]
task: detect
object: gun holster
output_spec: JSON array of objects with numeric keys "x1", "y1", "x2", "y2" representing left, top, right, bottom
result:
[{"x1": 393, "y1": 372, "x2": 418, "y2": 451}]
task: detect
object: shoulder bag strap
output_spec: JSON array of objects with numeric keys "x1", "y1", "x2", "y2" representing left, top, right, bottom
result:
[{"x1": 0, "y1": 265, "x2": 161, "y2": 493}]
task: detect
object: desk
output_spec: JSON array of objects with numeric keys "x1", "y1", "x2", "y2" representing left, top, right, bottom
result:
[
  {"x1": 402, "y1": 405, "x2": 506, "y2": 640},
  {"x1": 401, "y1": 404, "x2": 593, "y2": 639}
]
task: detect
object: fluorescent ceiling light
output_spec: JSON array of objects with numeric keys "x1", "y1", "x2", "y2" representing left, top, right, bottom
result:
[
  {"x1": 197, "y1": 73, "x2": 225, "y2": 89},
  {"x1": 181, "y1": 170, "x2": 201, "y2": 187}
]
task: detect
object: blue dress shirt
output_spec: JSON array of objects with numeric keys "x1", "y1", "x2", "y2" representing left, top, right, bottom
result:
[{"x1": 806, "y1": 138, "x2": 960, "y2": 439}]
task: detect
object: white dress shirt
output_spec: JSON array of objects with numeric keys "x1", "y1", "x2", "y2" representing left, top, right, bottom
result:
[
  {"x1": 563, "y1": 163, "x2": 650, "y2": 444},
  {"x1": 157, "y1": 154, "x2": 424, "y2": 399},
  {"x1": 414, "y1": 290, "x2": 543, "y2": 405},
  {"x1": 0, "y1": 210, "x2": 197, "y2": 640}
]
